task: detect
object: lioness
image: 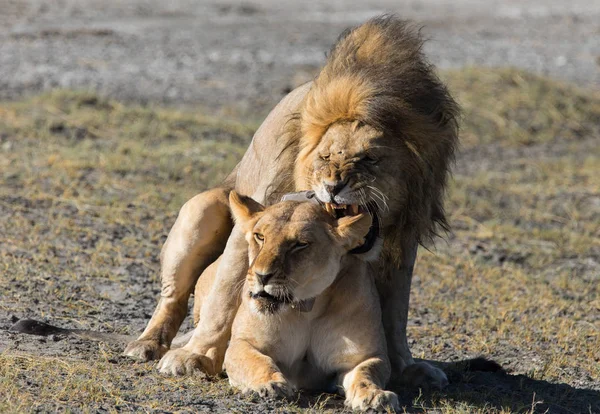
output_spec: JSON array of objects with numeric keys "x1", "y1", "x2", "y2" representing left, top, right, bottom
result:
[
  {"x1": 125, "y1": 16, "x2": 459, "y2": 388},
  {"x1": 181, "y1": 192, "x2": 398, "y2": 411}
]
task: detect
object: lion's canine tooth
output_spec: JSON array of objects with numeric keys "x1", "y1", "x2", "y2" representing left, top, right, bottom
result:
[{"x1": 350, "y1": 204, "x2": 359, "y2": 215}]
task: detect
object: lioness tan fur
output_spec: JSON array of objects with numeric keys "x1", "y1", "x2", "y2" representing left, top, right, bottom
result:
[
  {"x1": 125, "y1": 16, "x2": 458, "y2": 389},
  {"x1": 191, "y1": 192, "x2": 398, "y2": 411}
]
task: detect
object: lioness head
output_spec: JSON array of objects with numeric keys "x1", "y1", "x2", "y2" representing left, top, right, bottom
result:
[{"x1": 229, "y1": 191, "x2": 372, "y2": 314}]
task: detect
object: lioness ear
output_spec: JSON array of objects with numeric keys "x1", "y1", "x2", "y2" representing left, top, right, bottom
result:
[
  {"x1": 229, "y1": 191, "x2": 265, "y2": 226},
  {"x1": 335, "y1": 213, "x2": 373, "y2": 250}
]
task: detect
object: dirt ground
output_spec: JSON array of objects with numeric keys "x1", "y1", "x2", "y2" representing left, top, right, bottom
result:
[{"x1": 1, "y1": 1, "x2": 599, "y2": 413}]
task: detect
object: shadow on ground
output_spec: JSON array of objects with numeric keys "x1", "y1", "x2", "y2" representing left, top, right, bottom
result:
[
  {"x1": 413, "y1": 360, "x2": 599, "y2": 413},
  {"x1": 293, "y1": 358, "x2": 600, "y2": 413}
]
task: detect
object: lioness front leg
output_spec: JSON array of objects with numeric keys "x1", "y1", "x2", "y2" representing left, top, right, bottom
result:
[
  {"x1": 157, "y1": 224, "x2": 248, "y2": 375},
  {"x1": 125, "y1": 188, "x2": 233, "y2": 361},
  {"x1": 380, "y1": 243, "x2": 448, "y2": 389},
  {"x1": 340, "y1": 357, "x2": 399, "y2": 412},
  {"x1": 225, "y1": 339, "x2": 294, "y2": 399}
]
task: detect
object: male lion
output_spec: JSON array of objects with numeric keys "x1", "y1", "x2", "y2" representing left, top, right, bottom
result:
[
  {"x1": 125, "y1": 16, "x2": 459, "y2": 388},
  {"x1": 170, "y1": 192, "x2": 399, "y2": 411}
]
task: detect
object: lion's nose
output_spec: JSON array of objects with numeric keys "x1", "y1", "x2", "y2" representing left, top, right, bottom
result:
[
  {"x1": 324, "y1": 181, "x2": 346, "y2": 199},
  {"x1": 255, "y1": 272, "x2": 273, "y2": 286}
]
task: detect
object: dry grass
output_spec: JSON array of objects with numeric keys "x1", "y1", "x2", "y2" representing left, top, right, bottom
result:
[
  {"x1": 0, "y1": 68, "x2": 599, "y2": 413},
  {"x1": 445, "y1": 68, "x2": 600, "y2": 148}
]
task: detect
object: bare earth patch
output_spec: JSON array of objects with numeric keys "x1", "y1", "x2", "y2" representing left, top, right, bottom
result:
[{"x1": 1, "y1": 69, "x2": 599, "y2": 413}]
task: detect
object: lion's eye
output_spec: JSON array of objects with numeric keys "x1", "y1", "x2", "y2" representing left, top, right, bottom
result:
[
  {"x1": 254, "y1": 233, "x2": 264, "y2": 242},
  {"x1": 320, "y1": 154, "x2": 330, "y2": 161},
  {"x1": 293, "y1": 241, "x2": 309, "y2": 251},
  {"x1": 362, "y1": 155, "x2": 379, "y2": 165}
]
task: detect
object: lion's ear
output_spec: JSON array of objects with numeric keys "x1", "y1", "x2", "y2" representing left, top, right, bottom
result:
[
  {"x1": 229, "y1": 191, "x2": 265, "y2": 226},
  {"x1": 335, "y1": 213, "x2": 372, "y2": 250}
]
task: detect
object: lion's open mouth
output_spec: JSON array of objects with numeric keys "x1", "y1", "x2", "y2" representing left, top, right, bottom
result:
[
  {"x1": 280, "y1": 191, "x2": 380, "y2": 254},
  {"x1": 323, "y1": 203, "x2": 363, "y2": 219},
  {"x1": 324, "y1": 201, "x2": 380, "y2": 255}
]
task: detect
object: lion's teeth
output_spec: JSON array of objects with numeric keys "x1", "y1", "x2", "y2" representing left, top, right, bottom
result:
[{"x1": 350, "y1": 204, "x2": 359, "y2": 215}]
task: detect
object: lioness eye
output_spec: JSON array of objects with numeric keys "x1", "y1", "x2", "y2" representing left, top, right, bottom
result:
[
  {"x1": 254, "y1": 233, "x2": 264, "y2": 242},
  {"x1": 320, "y1": 154, "x2": 330, "y2": 161}
]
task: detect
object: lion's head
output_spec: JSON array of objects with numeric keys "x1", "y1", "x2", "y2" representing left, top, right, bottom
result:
[
  {"x1": 229, "y1": 191, "x2": 371, "y2": 314},
  {"x1": 289, "y1": 16, "x2": 459, "y2": 260}
]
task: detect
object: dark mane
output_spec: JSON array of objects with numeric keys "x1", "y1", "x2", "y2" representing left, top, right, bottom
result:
[{"x1": 299, "y1": 15, "x2": 460, "y2": 249}]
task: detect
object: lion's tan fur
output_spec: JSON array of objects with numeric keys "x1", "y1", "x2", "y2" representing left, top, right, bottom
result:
[{"x1": 129, "y1": 16, "x2": 456, "y2": 388}]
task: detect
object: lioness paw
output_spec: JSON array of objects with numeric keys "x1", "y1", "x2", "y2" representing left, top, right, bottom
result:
[
  {"x1": 157, "y1": 348, "x2": 212, "y2": 376},
  {"x1": 124, "y1": 339, "x2": 168, "y2": 361},
  {"x1": 242, "y1": 380, "x2": 294, "y2": 400},
  {"x1": 346, "y1": 388, "x2": 399, "y2": 412},
  {"x1": 400, "y1": 361, "x2": 449, "y2": 390}
]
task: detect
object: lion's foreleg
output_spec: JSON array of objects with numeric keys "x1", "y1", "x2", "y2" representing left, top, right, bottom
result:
[
  {"x1": 124, "y1": 188, "x2": 233, "y2": 361},
  {"x1": 380, "y1": 243, "x2": 449, "y2": 389},
  {"x1": 192, "y1": 257, "x2": 221, "y2": 327},
  {"x1": 157, "y1": 224, "x2": 247, "y2": 375},
  {"x1": 380, "y1": 244, "x2": 416, "y2": 377}
]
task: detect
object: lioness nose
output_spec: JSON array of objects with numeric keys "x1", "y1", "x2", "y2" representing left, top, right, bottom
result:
[
  {"x1": 324, "y1": 181, "x2": 346, "y2": 198},
  {"x1": 255, "y1": 272, "x2": 273, "y2": 286}
]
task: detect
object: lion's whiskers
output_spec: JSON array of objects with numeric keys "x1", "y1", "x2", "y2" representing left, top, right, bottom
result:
[
  {"x1": 358, "y1": 189, "x2": 374, "y2": 221},
  {"x1": 367, "y1": 185, "x2": 389, "y2": 213}
]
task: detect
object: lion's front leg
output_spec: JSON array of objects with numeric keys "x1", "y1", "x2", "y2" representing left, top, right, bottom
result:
[
  {"x1": 124, "y1": 188, "x2": 233, "y2": 361},
  {"x1": 157, "y1": 224, "x2": 248, "y2": 376},
  {"x1": 379, "y1": 243, "x2": 449, "y2": 390}
]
